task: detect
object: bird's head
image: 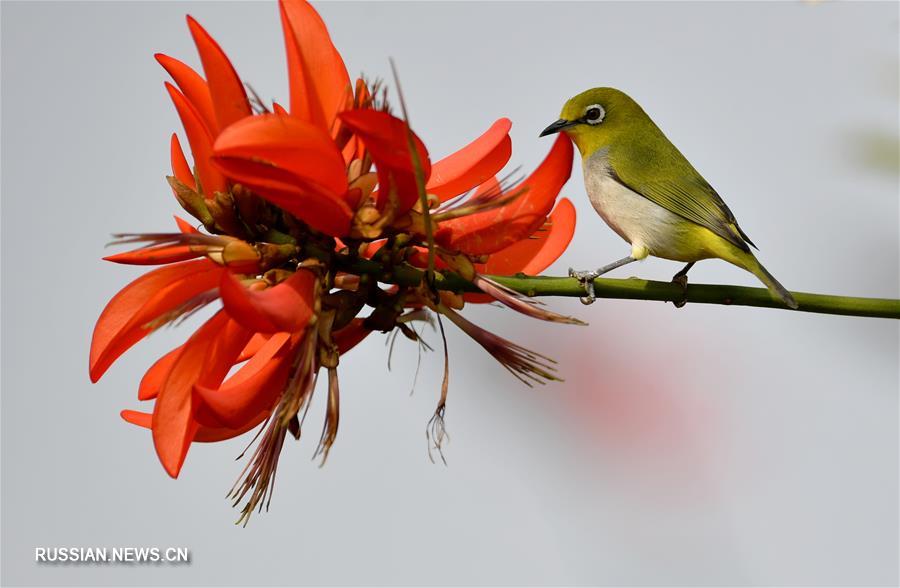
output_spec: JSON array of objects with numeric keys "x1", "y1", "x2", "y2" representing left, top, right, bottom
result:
[{"x1": 540, "y1": 87, "x2": 645, "y2": 157}]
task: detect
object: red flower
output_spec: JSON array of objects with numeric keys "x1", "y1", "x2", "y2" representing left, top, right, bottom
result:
[{"x1": 91, "y1": 0, "x2": 579, "y2": 523}]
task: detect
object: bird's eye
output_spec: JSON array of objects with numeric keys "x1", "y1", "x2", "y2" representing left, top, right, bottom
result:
[{"x1": 584, "y1": 105, "x2": 605, "y2": 125}]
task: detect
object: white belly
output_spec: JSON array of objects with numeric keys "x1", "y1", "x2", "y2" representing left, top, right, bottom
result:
[{"x1": 583, "y1": 152, "x2": 693, "y2": 260}]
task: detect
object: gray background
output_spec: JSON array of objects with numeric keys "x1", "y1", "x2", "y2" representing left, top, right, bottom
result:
[{"x1": 2, "y1": 1, "x2": 898, "y2": 586}]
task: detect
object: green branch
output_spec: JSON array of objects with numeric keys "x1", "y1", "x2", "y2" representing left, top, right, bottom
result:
[
  {"x1": 322, "y1": 251, "x2": 900, "y2": 320},
  {"x1": 484, "y1": 275, "x2": 900, "y2": 320}
]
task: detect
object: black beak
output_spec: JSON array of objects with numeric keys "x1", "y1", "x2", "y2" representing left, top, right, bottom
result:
[{"x1": 540, "y1": 118, "x2": 576, "y2": 137}]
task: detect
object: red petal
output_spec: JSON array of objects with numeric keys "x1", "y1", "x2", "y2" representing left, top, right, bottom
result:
[
  {"x1": 338, "y1": 110, "x2": 431, "y2": 214},
  {"x1": 212, "y1": 114, "x2": 352, "y2": 234},
  {"x1": 186, "y1": 16, "x2": 251, "y2": 131},
  {"x1": 213, "y1": 114, "x2": 347, "y2": 195},
  {"x1": 156, "y1": 54, "x2": 217, "y2": 134},
  {"x1": 139, "y1": 329, "x2": 277, "y2": 403},
  {"x1": 428, "y1": 118, "x2": 512, "y2": 202},
  {"x1": 483, "y1": 197, "x2": 577, "y2": 276},
  {"x1": 174, "y1": 215, "x2": 199, "y2": 234},
  {"x1": 121, "y1": 408, "x2": 266, "y2": 444},
  {"x1": 220, "y1": 269, "x2": 316, "y2": 333},
  {"x1": 333, "y1": 319, "x2": 370, "y2": 354},
  {"x1": 195, "y1": 418, "x2": 269, "y2": 442},
  {"x1": 439, "y1": 134, "x2": 573, "y2": 255},
  {"x1": 238, "y1": 333, "x2": 271, "y2": 361},
  {"x1": 520, "y1": 197, "x2": 576, "y2": 275},
  {"x1": 169, "y1": 133, "x2": 195, "y2": 191},
  {"x1": 166, "y1": 82, "x2": 228, "y2": 195},
  {"x1": 89, "y1": 259, "x2": 223, "y2": 382},
  {"x1": 195, "y1": 333, "x2": 292, "y2": 428},
  {"x1": 152, "y1": 311, "x2": 251, "y2": 477},
  {"x1": 103, "y1": 245, "x2": 203, "y2": 266},
  {"x1": 279, "y1": 0, "x2": 350, "y2": 130},
  {"x1": 139, "y1": 345, "x2": 183, "y2": 401},
  {"x1": 121, "y1": 409, "x2": 152, "y2": 429},
  {"x1": 213, "y1": 157, "x2": 352, "y2": 236},
  {"x1": 362, "y1": 239, "x2": 386, "y2": 259}
]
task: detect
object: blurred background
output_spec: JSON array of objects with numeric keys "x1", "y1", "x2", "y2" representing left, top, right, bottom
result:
[{"x1": 2, "y1": 1, "x2": 897, "y2": 585}]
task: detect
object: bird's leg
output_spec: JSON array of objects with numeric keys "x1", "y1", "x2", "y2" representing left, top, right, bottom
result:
[
  {"x1": 568, "y1": 256, "x2": 636, "y2": 305},
  {"x1": 670, "y1": 262, "x2": 695, "y2": 308}
]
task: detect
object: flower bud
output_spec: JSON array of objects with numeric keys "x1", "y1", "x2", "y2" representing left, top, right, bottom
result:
[
  {"x1": 222, "y1": 239, "x2": 261, "y2": 269},
  {"x1": 166, "y1": 175, "x2": 216, "y2": 231},
  {"x1": 439, "y1": 291, "x2": 465, "y2": 310}
]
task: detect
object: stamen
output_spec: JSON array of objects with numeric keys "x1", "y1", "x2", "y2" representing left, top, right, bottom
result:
[
  {"x1": 473, "y1": 275, "x2": 586, "y2": 325},
  {"x1": 312, "y1": 367, "x2": 340, "y2": 465},
  {"x1": 143, "y1": 289, "x2": 220, "y2": 331},
  {"x1": 426, "y1": 313, "x2": 450, "y2": 464},
  {"x1": 438, "y1": 304, "x2": 561, "y2": 388},
  {"x1": 108, "y1": 232, "x2": 225, "y2": 249},
  {"x1": 435, "y1": 168, "x2": 524, "y2": 213},
  {"x1": 228, "y1": 329, "x2": 318, "y2": 525}
]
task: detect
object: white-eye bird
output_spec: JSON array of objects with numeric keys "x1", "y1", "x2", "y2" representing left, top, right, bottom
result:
[{"x1": 540, "y1": 87, "x2": 797, "y2": 309}]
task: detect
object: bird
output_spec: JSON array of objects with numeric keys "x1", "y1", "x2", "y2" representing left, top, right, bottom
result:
[{"x1": 540, "y1": 87, "x2": 798, "y2": 309}]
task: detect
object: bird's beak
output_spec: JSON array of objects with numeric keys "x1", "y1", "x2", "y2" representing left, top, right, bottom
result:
[{"x1": 540, "y1": 118, "x2": 576, "y2": 137}]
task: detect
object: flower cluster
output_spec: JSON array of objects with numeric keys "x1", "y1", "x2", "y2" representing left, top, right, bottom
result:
[{"x1": 90, "y1": 0, "x2": 579, "y2": 523}]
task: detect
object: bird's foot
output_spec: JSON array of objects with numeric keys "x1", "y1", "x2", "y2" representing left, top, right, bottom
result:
[
  {"x1": 568, "y1": 268, "x2": 599, "y2": 305},
  {"x1": 671, "y1": 273, "x2": 689, "y2": 308}
]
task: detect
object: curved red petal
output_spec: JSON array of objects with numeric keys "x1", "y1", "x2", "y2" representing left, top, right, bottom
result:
[
  {"x1": 213, "y1": 114, "x2": 351, "y2": 234},
  {"x1": 333, "y1": 319, "x2": 370, "y2": 354},
  {"x1": 520, "y1": 197, "x2": 576, "y2": 275},
  {"x1": 165, "y1": 82, "x2": 228, "y2": 195},
  {"x1": 174, "y1": 215, "x2": 200, "y2": 234},
  {"x1": 339, "y1": 110, "x2": 431, "y2": 214},
  {"x1": 362, "y1": 239, "x2": 386, "y2": 259},
  {"x1": 238, "y1": 333, "x2": 271, "y2": 362},
  {"x1": 121, "y1": 408, "x2": 266, "y2": 444},
  {"x1": 213, "y1": 156, "x2": 352, "y2": 236},
  {"x1": 213, "y1": 114, "x2": 347, "y2": 195},
  {"x1": 279, "y1": 0, "x2": 350, "y2": 130},
  {"x1": 195, "y1": 414, "x2": 268, "y2": 442},
  {"x1": 483, "y1": 197, "x2": 577, "y2": 276},
  {"x1": 186, "y1": 16, "x2": 251, "y2": 131},
  {"x1": 157, "y1": 54, "x2": 218, "y2": 134},
  {"x1": 103, "y1": 245, "x2": 203, "y2": 266},
  {"x1": 428, "y1": 118, "x2": 512, "y2": 202},
  {"x1": 440, "y1": 134, "x2": 573, "y2": 255},
  {"x1": 220, "y1": 269, "x2": 316, "y2": 333},
  {"x1": 139, "y1": 345, "x2": 183, "y2": 401},
  {"x1": 195, "y1": 333, "x2": 292, "y2": 428},
  {"x1": 152, "y1": 312, "x2": 252, "y2": 477},
  {"x1": 89, "y1": 259, "x2": 223, "y2": 382},
  {"x1": 121, "y1": 409, "x2": 153, "y2": 429},
  {"x1": 169, "y1": 133, "x2": 195, "y2": 191}
]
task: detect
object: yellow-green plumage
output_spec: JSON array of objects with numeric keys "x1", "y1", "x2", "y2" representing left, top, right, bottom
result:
[{"x1": 543, "y1": 87, "x2": 797, "y2": 308}]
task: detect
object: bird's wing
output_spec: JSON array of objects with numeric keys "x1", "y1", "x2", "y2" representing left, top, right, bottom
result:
[{"x1": 608, "y1": 144, "x2": 754, "y2": 252}]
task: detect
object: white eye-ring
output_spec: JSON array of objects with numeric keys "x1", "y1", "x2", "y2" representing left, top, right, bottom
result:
[{"x1": 583, "y1": 104, "x2": 605, "y2": 125}]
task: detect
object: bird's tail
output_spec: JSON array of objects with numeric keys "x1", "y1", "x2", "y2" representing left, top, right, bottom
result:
[
  {"x1": 724, "y1": 248, "x2": 798, "y2": 309},
  {"x1": 750, "y1": 261, "x2": 798, "y2": 309},
  {"x1": 707, "y1": 238, "x2": 798, "y2": 309}
]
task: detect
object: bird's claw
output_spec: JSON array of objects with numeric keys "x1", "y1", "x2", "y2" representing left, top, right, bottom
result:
[
  {"x1": 569, "y1": 267, "x2": 598, "y2": 305},
  {"x1": 671, "y1": 274, "x2": 689, "y2": 308}
]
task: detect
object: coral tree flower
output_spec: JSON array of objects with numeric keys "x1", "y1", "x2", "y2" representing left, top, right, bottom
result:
[{"x1": 90, "y1": 0, "x2": 579, "y2": 524}]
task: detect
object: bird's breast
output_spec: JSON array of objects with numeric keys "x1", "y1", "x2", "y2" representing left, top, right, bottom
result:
[{"x1": 582, "y1": 152, "x2": 703, "y2": 261}]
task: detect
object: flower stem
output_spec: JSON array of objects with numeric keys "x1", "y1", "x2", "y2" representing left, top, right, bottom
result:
[
  {"x1": 320, "y1": 251, "x2": 900, "y2": 319},
  {"x1": 484, "y1": 275, "x2": 900, "y2": 320}
]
